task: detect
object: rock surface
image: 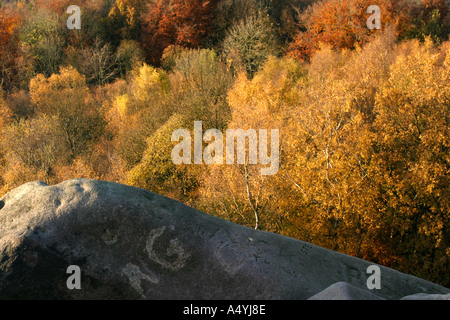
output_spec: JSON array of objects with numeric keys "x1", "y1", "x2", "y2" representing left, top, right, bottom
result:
[
  {"x1": 400, "y1": 293, "x2": 450, "y2": 300},
  {"x1": 308, "y1": 282, "x2": 385, "y2": 300},
  {"x1": 0, "y1": 179, "x2": 448, "y2": 300}
]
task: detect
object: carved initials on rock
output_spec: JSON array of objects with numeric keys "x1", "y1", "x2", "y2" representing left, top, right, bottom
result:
[{"x1": 145, "y1": 226, "x2": 190, "y2": 271}]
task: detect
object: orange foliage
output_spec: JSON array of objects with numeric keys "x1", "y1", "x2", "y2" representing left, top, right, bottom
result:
[
  {"x1": 140, "y1": 0, "x2": 219, "y2": 65},
  {"x1": 35, "y1": 0, "x2": 71, "y2": 13},
  {"x1": 56, "y1": 138, "x2": 126, "y2": 183},
  {"x1": 287, "y1": 0, "x2": 410, "y2": 61},
  {"x1": 0, "y1": 93, "x2": 13, "y2": 130},
  {"x1": 0, "y1": 8, "x2": 20, "y2": 91},
  {"x1": 0, "y1": 9, "x2": 17, "y2": 57}
]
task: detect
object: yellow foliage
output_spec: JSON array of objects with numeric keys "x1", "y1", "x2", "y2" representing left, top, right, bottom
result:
[
  {"x1": 0, "y1": 91, "x2": 13, "y2": 130},
  {"x1": 114, "y1": 94, "x2": 129, "y2": 119},
  {"x1": 29, "y1": 66, "x2": 89, "y2": 113},
  {"x1": 28, "y1": 66, "x2": 105, "y2": 158},
  {"x1": 1, "y1": 30, "x2": 448, "y2": 286},
  {"x1": 128, "y1": 63, "x2": 169, "y2": 113},
  {"x1": 126, "y1": 113, "x2": 200, "y2": 204},
  {"x1": 201, "y1": 37, "x2": 449, "y2": 286}
]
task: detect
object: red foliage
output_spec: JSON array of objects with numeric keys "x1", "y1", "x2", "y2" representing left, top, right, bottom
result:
[
  {"x1": 140, "y1": 0, "x2": 219, "y2": 65},
  {"x1": 0, "y1": 8, "x2": 21, "y2": 91},
  {"x1": 287, "y1": 0, "x2": 412, "y2": 61},
  {"x1": 0, "y1": 9, "x2": 18, "y2": 59}
]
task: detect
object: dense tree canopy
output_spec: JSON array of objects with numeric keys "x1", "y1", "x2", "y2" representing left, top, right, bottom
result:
[
  {"x1": 0, "y1": 0, "x2": 449, "y2": 287},
  {"x1": 140, "y1": 0, "x2": 220, "y2": 65}
]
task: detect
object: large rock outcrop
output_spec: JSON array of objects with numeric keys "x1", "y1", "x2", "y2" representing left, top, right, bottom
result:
[{"x1": 0, "y1": 179, "x2": 448, "y2": 300}]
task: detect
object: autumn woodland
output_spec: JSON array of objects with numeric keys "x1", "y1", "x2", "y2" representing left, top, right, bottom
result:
[{"x1": 0, "y1": 0, "x2": 449, "y2": 286}]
